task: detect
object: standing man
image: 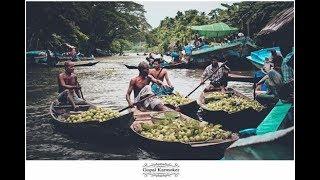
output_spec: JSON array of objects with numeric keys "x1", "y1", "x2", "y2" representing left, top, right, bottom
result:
[
  {"x1": 57, "y1": 61, "x2": 85, "y2": 110},
  {"x1": 149, "y1": 58, "x2": 174, "y2": 95},
  {"x1": 200, "y1": 59, "x2": 230, "y2": 92},
  {"x1": 126, "y1": 61, "x2": 166, "y2": 111}
]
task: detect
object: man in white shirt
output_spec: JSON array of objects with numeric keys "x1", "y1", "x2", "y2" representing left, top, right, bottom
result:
[{"x1": 200, "y1": 59, "x2": 230, "y2": 92}]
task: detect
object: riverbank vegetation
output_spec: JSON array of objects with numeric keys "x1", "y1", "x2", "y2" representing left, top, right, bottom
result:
[
  {"x1": 26, "y1": 1, "x2": 293, "y2": 55},
  {"x1": 146, "y1": 1, "x2": 293, "y2": 53}
]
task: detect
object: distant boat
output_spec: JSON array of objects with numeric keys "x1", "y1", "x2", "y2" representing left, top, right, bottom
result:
[
  {"x1": 95, "y1": 48, "x2": 112, "y2": 56},
  {"x1": 26, "y1": 50, "x2": 97, "y2": 67},
  {"x1": 54, "y1": 53, "x2": 95, "y2": 61},
  {"x1": 190, "y1": 38, "x2": 259, "y2": 70},
  {"x1": 246, "y1": 47, "x2": 281, "y2": 69},
  {"x1": 124, "y1": 61, "x2": 187, "y2": 69},
  {"x1": 54, "y1": 60, "x2": 100, "y2": 67},
  {"x1": 26, "y1": 50, "x2": 47, "y2": 64}
]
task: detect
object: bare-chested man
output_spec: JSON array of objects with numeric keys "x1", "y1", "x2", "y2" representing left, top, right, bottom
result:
[
  {"x1": 126, "y1": 61, "x2": 166, "y2": 111},
  {"x1": 149, "y1": 58, "x2": 173, "y2": 86},
  {"x1": 149, "y1": 58, "x2": 174, "y2": 95},
  {"x1": 57, "y1": 61, "x2": 85, "y2": 110}
]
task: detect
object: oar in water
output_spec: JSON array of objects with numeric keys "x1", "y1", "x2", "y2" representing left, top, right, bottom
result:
[
  {"x1": 185, "y1": 60, "x2": 229, "y2": 98},
  {"x1": 118, "y1": 94, "x2": 156, "y2": 113}
]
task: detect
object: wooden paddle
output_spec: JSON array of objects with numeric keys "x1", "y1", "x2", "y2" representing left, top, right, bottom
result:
[
  {"x1": 118, "y1": 94, "x2": 156, "y2": 113},
  {"x1": 55, "y1": 94, "x2": 156, "y2": 112},
  {"x1": 185, "y1": 60, "x2": 229, "y2": 98},
  {"x1": 76, "y1": 81, "x2": 85, "y2": 101}
]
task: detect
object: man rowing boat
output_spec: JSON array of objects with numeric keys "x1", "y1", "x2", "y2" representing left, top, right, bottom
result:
[
  {"x1": 200, "y1": 58, "x2": 230, "y2": 92},
  {"x1": 149, "y1": 58, "x2": 174, "y2": 95},
  {"x1": 57, "y1": 60, "x2": 86, "y2": 110},
  {"x1": 126, "y1": 61, "x2": 166, "y2": 111}
]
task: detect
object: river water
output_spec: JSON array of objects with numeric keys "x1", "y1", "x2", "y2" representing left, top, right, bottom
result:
[{"x1": 26, "y1": 54, "x2": 254, "y2": 160}]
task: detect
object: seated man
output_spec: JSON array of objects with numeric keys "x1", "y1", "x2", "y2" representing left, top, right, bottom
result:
[
  {"x1": 183, "y1": 43, "x2": 193, "y2": 63},
  {"x1": 254, "y1": 70, "x2": 268, "y2": 96},
  {"x1": 275, "y1": 50, "x2": 294, "y2": 103},
  {"x1": 270, "y1": 49, "x2": 283, "y2": 74},
  {"x1": 200, "y1": 59, "x2": 230, "y2": 93},
  {"x1": 255, "y1": 68, "x2": 283, "y2": 106},
  {"x1": 149, "y1": 58, "x2": 174, "y2": 95},
  {"x1": 126, "y1": 61, "x2": 166, "y2": 111},
  {"x1": 57, "y1": 61, "x2": 86, "y2": 110}
]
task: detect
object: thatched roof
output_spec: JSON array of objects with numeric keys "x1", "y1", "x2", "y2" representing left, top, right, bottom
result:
[{"x1": 257, "y1": 7, "x2": 294, "y2": 36}]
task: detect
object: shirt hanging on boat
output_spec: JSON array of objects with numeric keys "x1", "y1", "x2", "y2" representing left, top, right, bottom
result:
[{"x1": 202, "y1": 63, "x2": 224, "y2": 84}]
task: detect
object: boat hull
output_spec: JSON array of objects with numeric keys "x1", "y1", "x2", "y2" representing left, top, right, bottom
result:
[
  {"x1": 223, "y1": 127, "x2": 293, "y2": 160},
  {"x1": 198, "y1": 107, "x2": 272, "y2": 132},
  {"x1": 55, "y1": 60, "x2": 100, "y2": 67},
  {"x1": 50, "y1": 102, "x2": 134, "y2": 140},
  {"x1": 164, "y1": 100, "x2": 200, "y2": 120},
  {"x1": 130, "y1": 109, "x2": 239, "y2": 159},
  {"x1": 124, "y1": 62, "x2": 186, "y2": 69},
  {"x1": 197, "y1": 88, "x2": 272, "y2": 132}
]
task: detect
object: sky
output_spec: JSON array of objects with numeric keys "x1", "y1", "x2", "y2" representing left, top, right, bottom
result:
[{"x1": 136, "y1": 1, "x2": 239, "y2": 28}]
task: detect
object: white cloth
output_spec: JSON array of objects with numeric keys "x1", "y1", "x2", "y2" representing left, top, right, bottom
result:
[
  {"x1": 134, "y1": 85, "x2": 162, "y2": 110},
  {"x1": 201, "y1": 63, "x2": 224, "y2": 83}
]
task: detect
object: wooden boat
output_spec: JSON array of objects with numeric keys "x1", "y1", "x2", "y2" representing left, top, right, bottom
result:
[
  {"x1": 189, "y1": 42, "x2": 243, "y2": 68},
  {"x1": 246, "y1": 47, "x2": 281, "y2": 69},
  {"x1": 227, "y1": 73, "x2": 254, "y2": 83},
  {"x1": 49, "y1": 100, "x2": 134, "y2": 139},
  {"x1": 26, "y1": 50, "x2": 47, "y2": 64},
  {"x1": 197, "y1": 88, "x2": 272, "y2": 132},
  {"x1": 129, "y1": 108, "x2": 239, "y2": 159},
  {"x1": 159, "y1": 93, "x2": 200, "y2": 120},
  {"x1": 223, "y1": 126, "x2": 293, "y2": 160},
  {"x1": 124, "y1": 62, "x2": 186, "y2": 69},
  {"x1": 54, "y1": 60, "x2": 100, "y2": 67},
  {"x1": 190, "y1": 38, "x2": 259, "y2": 70},
  {"x1": 56, "y1": 55, "x2": 95, "y2": 61}
]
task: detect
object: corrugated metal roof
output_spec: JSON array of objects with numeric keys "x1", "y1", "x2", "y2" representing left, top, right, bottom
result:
[{"x1": 257, "y1": 7, "x2": 294, "y2": 36}]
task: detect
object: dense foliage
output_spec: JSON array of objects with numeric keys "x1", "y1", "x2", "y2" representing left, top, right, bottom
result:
[
  {"x1": 146, "y1": 1, "x2": 293, "y2": 53},
  {"x1": 26, "y1": 1, "x2": 293, "y2": 54},
  {"x1": 26, "y1": 2, "x2": 150, "y2": 55}
]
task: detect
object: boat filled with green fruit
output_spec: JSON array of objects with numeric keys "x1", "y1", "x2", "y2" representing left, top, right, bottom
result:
[
  {"x1": 197, "y1": 88, "x2": 271, "y2": 131},
  {"x1": 130, "y1": 110, "x2": 239, "y2": 159},
  {"x1": 50, "y1": 100, "x2": 133, "y2": 138},
  {"x1": 159, "y1": 92, "x2": 200, "y2": 119}
]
